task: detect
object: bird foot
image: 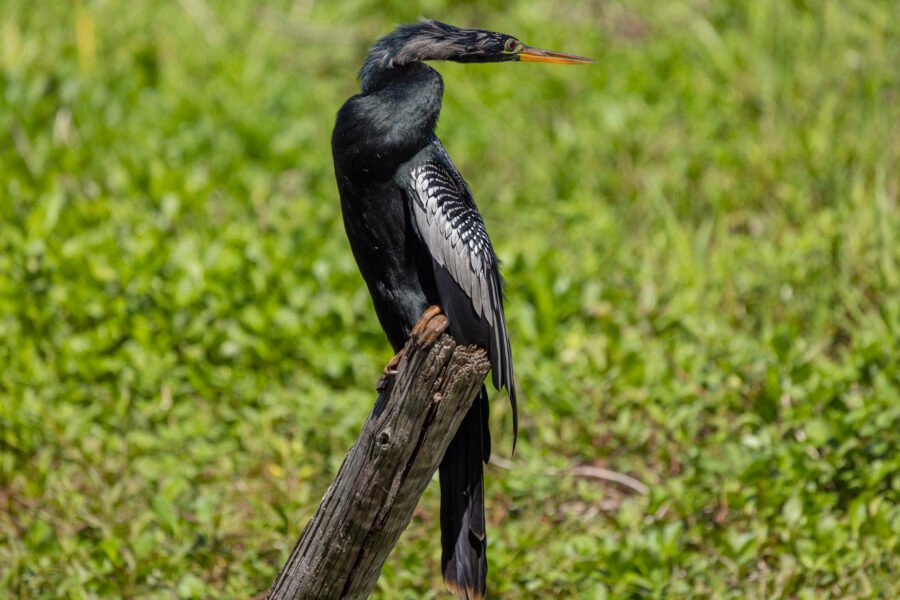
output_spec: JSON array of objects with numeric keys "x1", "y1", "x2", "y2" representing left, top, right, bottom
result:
[
  {"x1": 376, "y1": 349, "x2": 405, "y2": 392},
  {"x1": 376, "y1": 306, "x2": 447, "y2": 392},
  {"x1": 411, "y1": 305, "x2": 448, "y2": 347}
]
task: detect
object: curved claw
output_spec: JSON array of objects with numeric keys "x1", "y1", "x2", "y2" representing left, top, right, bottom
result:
[{"x1": 376, "y1": 349, "x2": 405, "y2": 391}]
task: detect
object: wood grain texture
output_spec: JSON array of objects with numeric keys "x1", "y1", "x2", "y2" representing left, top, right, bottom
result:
[{"x1": 267, "y1": 331, "x2": 490, "y2": 599}]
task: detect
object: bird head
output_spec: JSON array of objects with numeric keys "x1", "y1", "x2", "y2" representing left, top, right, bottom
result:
[{"x1": 363, "y1": 19, "x2": 593, "y2": 76}]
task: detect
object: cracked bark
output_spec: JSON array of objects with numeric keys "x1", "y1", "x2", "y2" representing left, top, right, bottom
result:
[{"x1": 267, "y1": 332, "x2": 490, "y2": 599}]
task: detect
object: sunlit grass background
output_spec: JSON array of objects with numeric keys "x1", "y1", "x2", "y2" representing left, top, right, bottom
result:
[{"x1": 2, "y1": 1, "x2": 898, "y2": 597}]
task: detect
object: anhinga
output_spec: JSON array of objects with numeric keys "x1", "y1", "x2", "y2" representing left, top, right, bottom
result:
[{"x1": 332, "y1": 19, "x2": 591, "y2": 598}]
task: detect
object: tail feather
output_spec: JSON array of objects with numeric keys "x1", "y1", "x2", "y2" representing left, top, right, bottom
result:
[{"x1": 439, "y1": 386, "x2": 489, "y2": 599}]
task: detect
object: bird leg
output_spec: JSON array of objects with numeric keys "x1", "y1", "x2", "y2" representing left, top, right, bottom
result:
[
  {"x1": 410, "y1": 305, "x2": 448, "y2": 347},
  {"x1": 375, "y1": 306, "x2": 448, "y2": 392}
]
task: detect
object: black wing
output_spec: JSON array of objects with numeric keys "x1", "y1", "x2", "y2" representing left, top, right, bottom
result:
[{"x1": 404, "y1": 139, "x2": 517, "y2": 439}]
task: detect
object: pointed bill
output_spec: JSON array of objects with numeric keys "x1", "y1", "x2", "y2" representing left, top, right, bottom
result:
[{"x1": 518, "y1": 45, "x2": 594, "y2": 64}]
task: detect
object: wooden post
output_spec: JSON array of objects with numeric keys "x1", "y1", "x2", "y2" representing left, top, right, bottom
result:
[{"x1": 267, "y1": 327, "x2": 490, "y2": 599}]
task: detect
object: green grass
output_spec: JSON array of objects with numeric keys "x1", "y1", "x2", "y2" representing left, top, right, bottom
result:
[{"x1": 2, "y1": 1, "x2": 899, "y2": 597}]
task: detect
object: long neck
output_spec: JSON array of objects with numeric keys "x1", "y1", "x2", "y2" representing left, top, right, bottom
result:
[
  {"x1": 333, "y1": 62, "x2": 444, "y2": 179},
  {"x1": 362, "y1": 62, "x2": 444, "y2": 132}
]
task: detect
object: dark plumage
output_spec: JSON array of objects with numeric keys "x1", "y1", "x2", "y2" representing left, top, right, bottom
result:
[{"x1": 331, "y1": 19, "x2": 591, "y2": 598}]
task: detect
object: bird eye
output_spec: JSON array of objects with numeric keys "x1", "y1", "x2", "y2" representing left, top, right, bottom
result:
[{"x1": 503, "y1": 38, "x2": 521, "y2": 53}]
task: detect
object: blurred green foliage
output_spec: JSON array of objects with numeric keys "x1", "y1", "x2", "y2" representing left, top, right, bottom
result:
[{"x1": 1, "y1": 0, "x2": 899, "y2": 597}]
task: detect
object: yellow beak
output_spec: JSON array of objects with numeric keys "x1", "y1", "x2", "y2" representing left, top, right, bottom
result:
[{"x1": 518, "y1": 45, "x2": 594, "y2": 64}]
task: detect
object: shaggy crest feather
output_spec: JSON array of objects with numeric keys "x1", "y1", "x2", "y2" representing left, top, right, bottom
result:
[{"x1": 359, "y1": 19, "x2": 509, "y2": 92}]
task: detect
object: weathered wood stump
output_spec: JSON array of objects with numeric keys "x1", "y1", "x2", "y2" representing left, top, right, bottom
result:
[{"x1": 267, "y1": 327, "x2": 490, "y2": 599}]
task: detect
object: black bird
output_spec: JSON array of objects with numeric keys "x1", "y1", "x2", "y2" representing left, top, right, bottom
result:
[{"x1": 332, "y1": 19, "x2": 591, "y2": 598}]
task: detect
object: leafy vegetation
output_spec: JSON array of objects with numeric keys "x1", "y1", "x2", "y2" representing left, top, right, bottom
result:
[{"x1": 1, "y1": 1, "x2": 898, "y2": 597}]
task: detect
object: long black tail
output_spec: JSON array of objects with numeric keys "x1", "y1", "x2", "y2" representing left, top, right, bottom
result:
[{"x1": 440, "y1": 385, "x2": 490, "y2": 599}]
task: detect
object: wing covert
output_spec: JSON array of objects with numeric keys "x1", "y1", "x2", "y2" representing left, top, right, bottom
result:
[{"x1": 404, "y1": 141, "x2": 517, "y2": 439}]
